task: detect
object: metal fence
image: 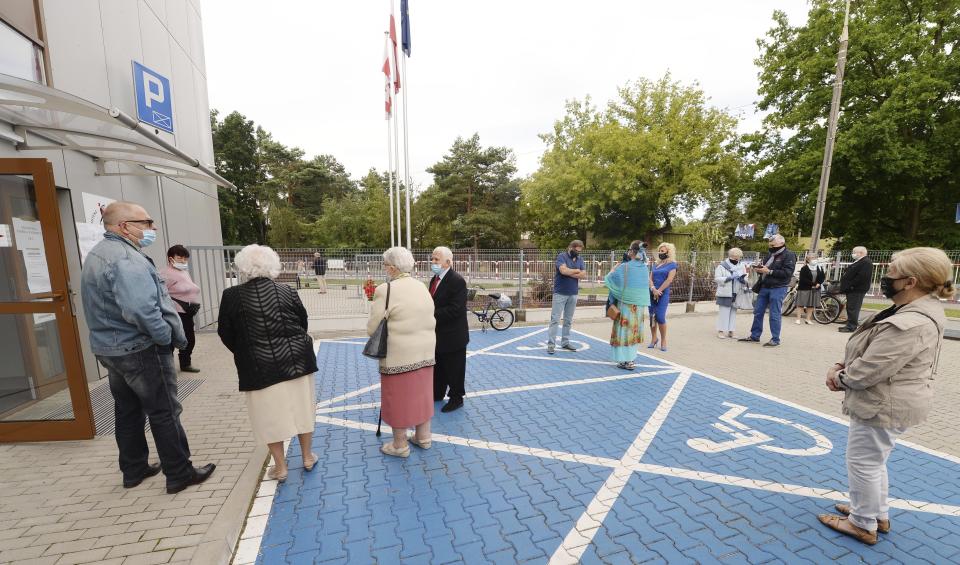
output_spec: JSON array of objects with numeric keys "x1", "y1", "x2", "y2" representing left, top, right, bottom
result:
[{"x1": 186, "y1": 246, "x2": 960, "y2": 329}]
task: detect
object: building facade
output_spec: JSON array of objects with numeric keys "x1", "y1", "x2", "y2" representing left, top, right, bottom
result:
[{"x1": 0, "y1": 0, "x2": 225, "y2": 440}]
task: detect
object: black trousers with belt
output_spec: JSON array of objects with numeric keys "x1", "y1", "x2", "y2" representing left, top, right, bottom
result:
[{"x1": 434, "y1": 348, "x2": 466, "y2": 402}]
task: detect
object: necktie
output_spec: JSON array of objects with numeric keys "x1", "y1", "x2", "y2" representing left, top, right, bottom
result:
[{"x1": 430, "y1": 276, "x2": 439, "y2": 296}]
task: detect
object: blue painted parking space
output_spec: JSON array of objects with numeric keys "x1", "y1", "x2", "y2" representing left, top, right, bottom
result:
[{"x1": 251, "y1": 325, "x2": 960, "y2": 564}]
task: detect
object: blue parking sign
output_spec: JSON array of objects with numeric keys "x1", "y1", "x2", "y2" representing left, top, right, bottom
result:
[{"x1": 132, "y1": 61, "x2": 173, "y2": 133}]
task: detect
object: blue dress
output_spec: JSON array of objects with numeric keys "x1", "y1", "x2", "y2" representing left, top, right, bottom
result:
[{"x1": 648, "y1": 262, "x2": 677, "y2": 324}]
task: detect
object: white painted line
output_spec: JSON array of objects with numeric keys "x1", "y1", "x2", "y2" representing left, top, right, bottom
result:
[
  {"x1": 549, "y1": 371, "x2": 692, "y2": 564},
  {"x1": 479, "y1": 351, "x2": 669, "y2": 369},
  {"x1": 466, "y1": 326, "x2": 549, "y2": 358},
  {"x1": 316, "y1": 369, "x2": 678, "y2": 414},
  {"x1": 315, "y1": 383, "x2": 382, "y2": 410}
]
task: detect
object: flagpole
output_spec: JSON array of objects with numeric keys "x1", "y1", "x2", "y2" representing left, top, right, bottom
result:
[
  {"x1": 392, "y1": 98, "x2": 403, "y2": 248},
  {"x1": 384, "y1": 35, "x2": 395, "y2": 248},
  {"x1": 401, "y1": 54, "x2": 412, "y2": 249}
]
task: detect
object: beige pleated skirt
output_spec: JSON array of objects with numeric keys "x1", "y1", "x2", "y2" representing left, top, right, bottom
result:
[{"x1": 245, "y1": 373, "x2": 316, "y2": 445}]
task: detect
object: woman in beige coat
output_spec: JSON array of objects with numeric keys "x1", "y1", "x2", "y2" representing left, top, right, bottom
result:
[
  {"x1": 819, "y1": 247, "x2": 953, "y2": 544},
  {"x1": 368, "y1": 247, "x2": 437, "y2": 458}
]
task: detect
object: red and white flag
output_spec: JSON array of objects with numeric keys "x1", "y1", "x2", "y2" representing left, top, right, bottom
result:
[
  {"x1": 389, "y1": 3, "x2": 401, "y2": 93},
  {"x1": 382, "y1": 35, "x2": 393, "y2": 119}
]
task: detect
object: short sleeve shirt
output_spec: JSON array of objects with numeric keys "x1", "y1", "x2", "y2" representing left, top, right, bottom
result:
[{"x1": 554, "y1": 252, "x2": 585, "y2": 295}]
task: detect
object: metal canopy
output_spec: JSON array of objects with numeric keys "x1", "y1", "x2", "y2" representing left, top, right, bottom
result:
[{"x1": 0, "y1": 72, "x2": 235, "y2": 190}]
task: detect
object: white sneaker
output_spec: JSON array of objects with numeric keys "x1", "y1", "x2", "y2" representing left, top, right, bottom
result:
[
  {"x1": 717, "y1": 331, "x2": 727, "y2": 339},
  {"x1": 805, "y1": 319, "x2": 814, "y2": 325},
  {"x1": 795, "y1": 319, "x2": 802, "y2": 325}
]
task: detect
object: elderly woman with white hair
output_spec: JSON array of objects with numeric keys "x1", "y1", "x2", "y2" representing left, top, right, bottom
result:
[
  {"x1": 714, "y1": 247, "x2": 748, "y2": 338},
  {"x1": 368, "y1": 246, "x2": 437, "y2": 457},
  {"x1": 218, "y1": 245, "x2": 319, "y2": 482}
]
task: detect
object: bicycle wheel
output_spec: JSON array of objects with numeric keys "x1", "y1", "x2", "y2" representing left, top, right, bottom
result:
[
  {"x1": 814, "y1": 295, "x2": 842, "y2": 324},
  {"x1": 489, "y1": 309, "x2": 514, "y2": 331},
  {"x1": 782, "y1": 291, "x2": 798, "y2": 316}
]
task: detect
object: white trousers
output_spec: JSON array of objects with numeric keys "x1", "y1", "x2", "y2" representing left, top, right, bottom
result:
[
  {"x1": 716, "y1": 305, "x2": 737, "y2": 332},
  {"x1": 846, "y1": 419, "x2": 907, "y2": 531}
]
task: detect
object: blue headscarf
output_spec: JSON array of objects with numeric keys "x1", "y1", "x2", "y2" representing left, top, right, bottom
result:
[{"x1": 605, "y1": 259, "x2": 650, "y2": 306}]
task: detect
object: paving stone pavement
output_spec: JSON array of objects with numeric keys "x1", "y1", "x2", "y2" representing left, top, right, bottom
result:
[
  {"x1": 237, "y1": 314, "x2": 960, "y2": 564},
  {"x1": 0, "y1": 334, "x2": 267, "y2": 565}
]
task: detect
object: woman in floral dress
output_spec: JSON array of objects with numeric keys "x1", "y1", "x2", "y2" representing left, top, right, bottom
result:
[{"x1": 605, "y1": 241, "x2": 651, "y2": 370}]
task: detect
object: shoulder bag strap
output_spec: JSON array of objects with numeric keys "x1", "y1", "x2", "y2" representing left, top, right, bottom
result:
[{"x1": 383, "y1": 281, "x2": 391, "y2": 319}]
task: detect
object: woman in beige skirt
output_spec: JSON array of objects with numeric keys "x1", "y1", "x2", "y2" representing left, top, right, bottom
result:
[{"x1": 218, "y1": 244, "x2": 320, "y2": 481}]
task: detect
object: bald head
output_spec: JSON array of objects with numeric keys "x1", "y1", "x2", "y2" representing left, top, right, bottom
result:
[{"x1": 102, "y1": 201, "x2": 146, "y2": 227}]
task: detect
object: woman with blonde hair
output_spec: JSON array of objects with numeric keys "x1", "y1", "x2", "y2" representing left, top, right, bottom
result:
[
  {"x1": 368, "y1": 247, "x2": 437, "y2": 457},
  {"x1": 648, "y1": 242, "x2": 678, "y2": 352},
  {"x1": 218, "y1": 245, "x2": 318, "y2": 482},
  {"x1": 819, "y1": 247, "x2": 953, "y2": 545}
]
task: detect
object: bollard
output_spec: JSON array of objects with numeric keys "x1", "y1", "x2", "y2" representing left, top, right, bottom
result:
[{"x1": 686, "y1": 251, "x2": 697, "y2": 312}]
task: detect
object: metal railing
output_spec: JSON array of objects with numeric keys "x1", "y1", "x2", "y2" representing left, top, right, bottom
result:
[{"x1": 185, "y1": 246, "x2": 959, "y2": 329}]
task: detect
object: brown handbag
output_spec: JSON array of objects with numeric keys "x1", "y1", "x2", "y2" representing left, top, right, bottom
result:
[{"x1": 606, "y1": 262, "x2": 628, "y2": 320}]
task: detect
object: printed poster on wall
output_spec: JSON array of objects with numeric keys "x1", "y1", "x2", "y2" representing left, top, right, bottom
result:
[
  {"x1": 77, "y1": 192, "x2": 115, "y2": 263},
  {"x1": 11, "y1": 217, "x2": 51, "y2": 294}
]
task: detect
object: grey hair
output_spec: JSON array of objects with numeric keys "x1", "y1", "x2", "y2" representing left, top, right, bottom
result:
[
  {"x1": 433, "y1": 246, "x2": 453, "y2": 265},
  {"x1": 853, "y1": 246, "x2": 867, "y2": 256},
  {"x1": 235, "y1": 244, "x2": 282, "y2": 279},
  {"x1": 770, "y1": 233, "x2": 785, "y2": 245},
  {"x1": 727, "y1": 247, "x2": 743, "y2": 259},
  {"x1": 383, "y1": 246, "x2": 415, "y2": 273}
]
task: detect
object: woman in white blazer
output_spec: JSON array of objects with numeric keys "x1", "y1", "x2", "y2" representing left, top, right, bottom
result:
[{"x1": 714, "y1": 247, "x2": 748, "y2": 338}]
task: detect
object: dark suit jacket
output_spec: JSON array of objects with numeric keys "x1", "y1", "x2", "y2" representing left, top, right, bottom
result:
[
  {"x1": 431, "y1": 269, "x2": 469, "y2": 353},
  {"x1": 840, "y1": 257, "x2": 873, "y2": 293},
  {"x1": 759, "y1": 249, "x2": 797, "y2": 288}
]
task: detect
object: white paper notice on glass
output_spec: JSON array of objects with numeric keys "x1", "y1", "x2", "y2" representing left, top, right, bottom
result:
[
  {"x1": 82, "y1": 192, "x2": 115, "y2": 225},
  {"x1": 33, "y1": 313, "x2": 56, "y2": 325},
  {"x1": 0, "y1": 223, "x2": 11, "y2": 247},
  {"x1": 12, "y1": 217, "x2": 52, "y2": 294},
  {"x1": 76, "y1": 223, "x2": 106, "y2": 264}
]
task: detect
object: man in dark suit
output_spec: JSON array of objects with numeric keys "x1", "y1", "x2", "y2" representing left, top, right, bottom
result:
[
  {"x1": 838, "y1": 246, "x2": 873, "y2": 332},
  {"x1": 429, "y1": 246, "x2": 469, "y2": 413}
]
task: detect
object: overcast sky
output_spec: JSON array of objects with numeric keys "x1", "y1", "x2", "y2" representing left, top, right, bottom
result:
[{"x1": 201, "y1": 1, "x2": 811, "y2": 195}]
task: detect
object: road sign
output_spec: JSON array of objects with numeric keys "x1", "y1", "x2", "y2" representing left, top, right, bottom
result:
[{"x1": 132, "y1": 61, "x2": 173, "y2": 133}]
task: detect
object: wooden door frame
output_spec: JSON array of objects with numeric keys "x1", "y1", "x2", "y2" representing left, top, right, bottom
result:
[{"x1": 0, "y1": 158, "x2": 94, "y2": 441}]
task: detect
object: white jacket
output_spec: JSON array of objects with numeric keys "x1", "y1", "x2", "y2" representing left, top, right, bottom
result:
[{"x1": 714, "y1": 260, "x2": 748, "y2": 298}]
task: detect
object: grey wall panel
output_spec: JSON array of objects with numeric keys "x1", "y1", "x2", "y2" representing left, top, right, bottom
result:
[
  {"x1": 170, "y1": 45, "x2": 200, "y2": 158},
  {"x1": 99, "y1": 0, "x2": 144, "y2": 116},
  {"x1": 142, "y1": 0, "x2": 166, "y2": 28},
  {"x1": 159, "y1": 177, "x2": 190, "y2": 249},
  {"x1": 43, "y1": 0, "x2": 111, "y2": 106},
  {"x1": 186, "y1": 1, "x2": 206, "y2": 76},
  {"x1": 164, "y1": 0, "x2": 190, "y2": 56}
]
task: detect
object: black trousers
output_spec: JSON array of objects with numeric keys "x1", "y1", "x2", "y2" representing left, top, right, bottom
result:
[
  {"x1": 98, "y1": 346, "x2": 194, "y2": 486},
  {"x1": 434, "y1": 348, "x2": 467, "y2": 402},
  {"x1": 178, "y1": 313, "x2": 195, "y2": 368},
  {"x1": 845, "y1": 292, "x2": 866, "y2": 329}
]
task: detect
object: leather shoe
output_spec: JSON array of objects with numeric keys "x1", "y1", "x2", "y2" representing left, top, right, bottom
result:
[
  {"x1": 180, "y1": 366, "x2": 201, "y2": 373},
  {"x1": 835, "y1": 503, "x2": 890, "y2": 533},
  {"x1": 166, "y1": 463, "x2": 216, "y2": 494},
  {"x1": 123, "y1": 463, "x2": 162, "y2": 488},
  {"x1": 441, "y1": 399, "x2": 463, "y2": 413},
  {"x1": 737, "y1": 337, "x2": 760, "y2": 343},
  {"x1": 838, "y1": 327, "x2": 854, "y2": 333}
]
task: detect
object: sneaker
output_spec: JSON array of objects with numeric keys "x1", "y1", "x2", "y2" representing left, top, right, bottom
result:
[
  {"x1": 795, "y1": 319, "x2": 802, "y2": 325},
  {"x1": 560, "y1": 343, "x2": 578, "y2": 352},
  {"x1": 717, "y1": 332, "x2": 727, "y2": 339},
  {"x1": 762, "y1": 340, "x2": 781, "y2": 347},
  {"x1": 547, "y1": 343, "x2": 555, "y2": 354},
  {"x1": 805, "y1": 319, "x2": 814, "y2": 325}
]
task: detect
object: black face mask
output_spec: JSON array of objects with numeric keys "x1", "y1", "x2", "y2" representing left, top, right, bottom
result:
[
  {"x1": 729, "y1": 259, "x2": 739, "y2": 265},
  {"x1": 880, "y1": 276, "x2": 910, "y2": 299},
  {"x1": 569, "y1": 250, "x2": 579, "y2": 259},
  {"x1": 658, "y1": 253, "x2": 668, "y2": 260},
  {"x1": 769, "y1": 245, "x2": 783, "y2": 252}
]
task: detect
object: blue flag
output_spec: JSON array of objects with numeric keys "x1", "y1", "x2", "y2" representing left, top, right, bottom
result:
[
  {"x1": 401, "y1": 0, "x2": 411, "y2": 56},
  {"x1": 956, "y1": 203, "x2": 960, "y2": 223}
]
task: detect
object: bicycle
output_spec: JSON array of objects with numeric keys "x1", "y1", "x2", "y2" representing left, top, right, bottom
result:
[
  {"x1": 467, "y1": 288, "x2": 515, "y2": 332},
  {"x1": 767, "y1": 279, "x2": 841, "y2": 324}
]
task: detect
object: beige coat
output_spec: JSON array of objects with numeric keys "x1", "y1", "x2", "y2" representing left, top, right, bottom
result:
[
  {"x1": 841, "y1": 295, "x2": 945, "y2": 428},
  {"x1": 367, "y1": 275, "x2": 437, "y2": 374}
]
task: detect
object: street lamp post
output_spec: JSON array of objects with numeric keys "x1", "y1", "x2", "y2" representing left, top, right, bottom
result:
[{"x1": 810, "y1": 0, "x2": 851, "y2": 253}]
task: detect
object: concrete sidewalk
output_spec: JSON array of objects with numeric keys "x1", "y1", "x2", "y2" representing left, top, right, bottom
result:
[{"x1": 0, "y1": 337, "x2": 266, "y2": 565}]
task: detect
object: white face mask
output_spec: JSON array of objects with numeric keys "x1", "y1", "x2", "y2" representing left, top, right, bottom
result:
[{"x1": 173, "y1": 262, "x2": 188, "y2": 271}]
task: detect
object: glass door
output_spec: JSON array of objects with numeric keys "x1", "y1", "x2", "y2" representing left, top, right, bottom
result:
[{"x1": 0, "y1": 158, "x2": 93, "y2": 441}]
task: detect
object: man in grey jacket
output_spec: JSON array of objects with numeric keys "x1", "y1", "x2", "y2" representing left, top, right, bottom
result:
[{"x1": 81, "y1": 202, "x2": 214, "y2": 494}]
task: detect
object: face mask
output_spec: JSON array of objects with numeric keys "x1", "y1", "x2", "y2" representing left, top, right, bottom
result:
[
  {"x1": 569, "y1": 250, "x2": 579, "y2": 259},
  {"x1": 769, "y1": 245, "x2": 783, "y2": 252},
  {"x1": 729, "y1": 259, "x2": 739, "y2": 265},
  {"x1": 173, "y1": 262, "x2": 188, "y2": 271},
  {"x1": 138, "y1": 229, "x2": 157, "y2": 248},
  {"x1": 658, "y1": 253, "x2": 668, "y2": 260},
  {"x1": 430, "y1": 263, "x2": 443, "y2": 275},
  {"x1": 880, "y1": 276, "x2": 910, "y2": 299}
]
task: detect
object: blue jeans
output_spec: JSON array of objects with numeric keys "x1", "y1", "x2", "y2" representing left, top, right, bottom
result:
[
  {"x1": 548, "y1": 293, "x2": 578, "y2": 346},
  {"x1": 98, "y1": 345, "x2": 194, "y2": 486},
  {"x1": 750, "y1": 286, "x2": 788, "y2": 343}
]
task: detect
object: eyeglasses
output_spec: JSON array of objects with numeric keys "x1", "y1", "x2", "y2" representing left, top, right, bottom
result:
[{"x1": 124, "y1": 219, "x2": 156, "y2": 227}]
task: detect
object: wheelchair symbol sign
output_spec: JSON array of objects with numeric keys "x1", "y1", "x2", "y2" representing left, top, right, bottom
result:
[{"x1": 687, "y1": 402, "x2": 832, "y2": 456}]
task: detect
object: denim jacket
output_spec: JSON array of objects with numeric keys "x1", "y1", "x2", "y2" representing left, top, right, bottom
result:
[{"x1": 81, "y1": 232, "x2": 186, "y2": 356}]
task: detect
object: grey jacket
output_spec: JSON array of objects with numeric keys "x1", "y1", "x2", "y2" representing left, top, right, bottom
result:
[
  {"x1": 81, "y1": 232, "x2": 186, "y2": 356},
  {"x1": 840, "y1": 295, "x2": 945, "y2": 428}
]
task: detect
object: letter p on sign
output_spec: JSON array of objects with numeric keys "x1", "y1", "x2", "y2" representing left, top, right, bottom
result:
[{"x1": 133, "y1": 61, "x2": 174, "y2": 133}]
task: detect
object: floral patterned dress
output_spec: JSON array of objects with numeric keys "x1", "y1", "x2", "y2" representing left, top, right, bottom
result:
[{"x1": 610, "y1": 303, "x2": 645, "y2": 363}]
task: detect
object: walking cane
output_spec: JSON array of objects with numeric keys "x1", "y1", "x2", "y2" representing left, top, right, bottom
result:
[{"x1": 376, "y1": 410, "x2": 382, "y2": 437}]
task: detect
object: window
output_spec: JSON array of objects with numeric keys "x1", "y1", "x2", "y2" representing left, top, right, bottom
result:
[{"x1": 0, "y1": 19, "x2": 44, "y2": 84}]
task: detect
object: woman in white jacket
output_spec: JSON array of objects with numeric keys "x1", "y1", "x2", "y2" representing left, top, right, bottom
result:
[{"x1": 714, "y1": 248, "x2": 748, "y2": 338}]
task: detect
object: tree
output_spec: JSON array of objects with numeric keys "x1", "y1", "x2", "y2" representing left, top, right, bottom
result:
[
  {"x1": 211, "y1": 110, "x2": 267, "y2": 245},
  {"x1": 313, "y1": 169, "x2": 392, "y2": 248},
  {"x1": 522, "y1": 75, "x2": 743, "y2": 248},
  {"x1": 752, "y1": 0, "x2": 960, "y2": 248},
  {"x1": 415, "y1": 134, "x2": 520, "y2": 249}
]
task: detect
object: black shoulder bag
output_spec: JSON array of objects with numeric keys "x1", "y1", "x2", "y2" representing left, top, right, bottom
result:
[{"x1": 363, "y1": 282, "x2": 390, "y2": 359}]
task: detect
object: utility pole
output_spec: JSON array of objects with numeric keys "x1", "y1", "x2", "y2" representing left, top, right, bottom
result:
[{"x1": 810, "y1": 0, "x2": 851, "y2": 253}]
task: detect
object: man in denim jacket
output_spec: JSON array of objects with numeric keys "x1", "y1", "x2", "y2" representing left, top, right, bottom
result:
[{"x1": 81, "y1": 202, "x2": 214, "y2": 494}]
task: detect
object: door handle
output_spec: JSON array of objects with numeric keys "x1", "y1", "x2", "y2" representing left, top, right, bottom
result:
[{"x1": 32, "y1": 291, "x2": 66, "y2": 301}]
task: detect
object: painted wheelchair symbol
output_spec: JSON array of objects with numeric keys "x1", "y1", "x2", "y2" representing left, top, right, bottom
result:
[
  {"x1": 516, "y1": 340, "x2": 590, "y2": 352},
  {"x1": 687, "y1": 402, "x2": 833, "y2": 456}
]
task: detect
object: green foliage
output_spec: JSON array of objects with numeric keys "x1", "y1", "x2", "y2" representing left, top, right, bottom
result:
[
  {"x1": 751, "y1": 0, "x2": 960, "y2": 248},
  {"x1": 415, "y1": 134, "x2": 521, "y2": 249},
  {"x1": 313, "y1": 169, "x2": 392, "y2": 248},
  {"x1": 211, "y1": 110, "x2": 266, "y2": 245},
  {"x1": 521, "y1": 75, "x2": 743, "y2": 249}
]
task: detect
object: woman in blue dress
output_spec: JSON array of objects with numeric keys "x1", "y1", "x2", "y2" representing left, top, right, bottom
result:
[
  {"x1": 648, "y1": 243, "x2": 678, "y2": 352},
  {"x1": 605, "y1": 241, "x2": 651, "y2": 370}
]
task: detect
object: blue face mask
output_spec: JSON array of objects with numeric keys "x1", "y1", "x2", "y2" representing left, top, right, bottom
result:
[
  {"x1": 138, "y1": 229, "x2": 157, "y2": 248},
  {"x1": 430, "y1": 263, "x2": 443, "y2": 275}
]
